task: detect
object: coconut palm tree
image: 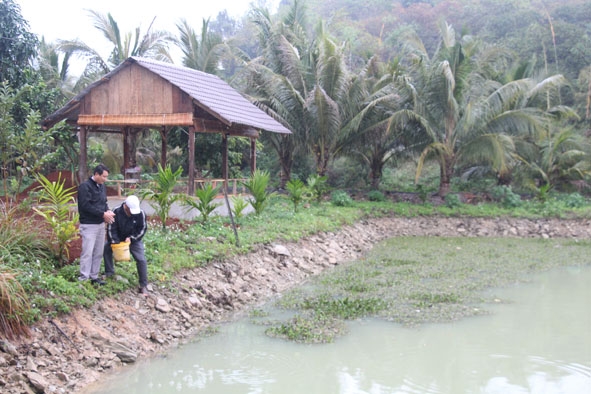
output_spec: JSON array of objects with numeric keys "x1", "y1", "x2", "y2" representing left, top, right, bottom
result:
[
  {"x1": 246, "y1": 1, "x2": 376, "y2": 182},
  {"x1": 36, "y1": 38, "x2": 75, "y2": 99},
  {"x1": 514, "y1": 124, "x2": 590, "y2": 193},
  {"x1": 175, "y1": 18, "x2": 227, "y2": 74},
  {"x1": 240, "y1": 2, "x2": 311, "y2": 187},
  {"x1": 304, "y1": 29, "x2": 351, "y2": 177},
  {"x1": 58, "y1": 10, "x2": 173, "y2": 87},
  {"x1": 406, "y1": 21, "x2": 571, "y2": 196},
  {"x1": 340, "y1": 57, "x2": 426, "y2": 189}
]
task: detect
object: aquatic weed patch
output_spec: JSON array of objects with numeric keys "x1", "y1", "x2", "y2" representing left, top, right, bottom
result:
[
  {"x1": 269, "y1": 236, "x2": 591, "y2": 342},
  {"x1": 265, "y1": 313, "x2": 346, "y2": 343},
  {"x1": 301, "y1": 295, "x2": 389, "y2": 319}
]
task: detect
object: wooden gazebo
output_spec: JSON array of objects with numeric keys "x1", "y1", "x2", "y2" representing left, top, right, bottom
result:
[{"x1": 42, "y1": 57, "x2": 291, "y2": 194}]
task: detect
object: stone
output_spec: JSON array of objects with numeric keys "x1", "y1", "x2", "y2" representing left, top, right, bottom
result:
[
  {"x1": 0, "y1": 340, "x2": 19, "y2": 356},
  {"x1": 187, "y1": 296, "x2": 202, "y2": 308},
  {"x1": 155, "y1": 299, "x2": 171, "y2": 313},
  {"x1": 149, "y1": 332, "x2": 166, "y2": 345},
  {"x1": 105, "y1": 342, "x2": 137, "y2": 364},
  {"x1": 25, "y1": 371, "x2": 48, "y2": 393},
  {"x1": 55, "y1": 371, "x2": 69, "y2": 383},
  {"x1": 271, "y1": 244, "x2": 291, "y2": 256},
  {"x1": 26, "y1": 356, "x2": 37, "y2": 372}
]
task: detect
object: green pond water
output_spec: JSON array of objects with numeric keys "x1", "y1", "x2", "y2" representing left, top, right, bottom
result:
[{"x1": 85, "y1": 265, "x2": 591, "y2": 393}]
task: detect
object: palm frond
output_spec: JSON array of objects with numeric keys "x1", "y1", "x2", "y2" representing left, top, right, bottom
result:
[{"x1": 459, "y1": 133, "x2": 515, "y2": 175}]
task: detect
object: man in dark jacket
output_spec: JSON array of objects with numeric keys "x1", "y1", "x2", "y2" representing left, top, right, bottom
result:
[
  {"x1": 77, "y1": 164, "x2": 115, "y2": 284},
  {"x1": 103, "y1": 195, "x2": 150, "y2": 295}
]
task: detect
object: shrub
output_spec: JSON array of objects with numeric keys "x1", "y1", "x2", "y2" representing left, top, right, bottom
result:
[
  {"x1": 367, "y1": 190, "x2": 385, "y2": 202},
  {"x1": 416, "y1": 184, "x2": 429, "y2": 204},
  {"x1": 307, "y1": 174, "x2": 328, "y2": 203},
  {"x1": 231, "y1": 196, "x2": 249, "y2": 219},
  {"x1": 444, "y1": 193, "x2": 462, "y2": 208},
  {"x1": 331, "y1": 190, "x2": 353, "y2": 207},
  {"x1": 491, "y1": 185, "x2": 522, "y2": 208},
  {"x1": 561, "y1": 192, "x2": 586, "y2": 208},
  {"x1": 286, "y1": 179, "x2": 308, "y2": 212}
]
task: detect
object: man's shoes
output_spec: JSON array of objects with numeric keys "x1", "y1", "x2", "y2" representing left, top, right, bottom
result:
[
  {"x1": 91, "y1": 278, "x2": 106, "y2": 286},
  {"x1": 138, "y1": 286, "x2": 149, "y2": 296}
]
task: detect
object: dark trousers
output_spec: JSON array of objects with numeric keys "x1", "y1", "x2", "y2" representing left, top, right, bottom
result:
[{"x1": 103, "y1": 240, "x2": 148, "y2": 287}]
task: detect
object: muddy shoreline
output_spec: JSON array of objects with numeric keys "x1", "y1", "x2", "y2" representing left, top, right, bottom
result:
[{"x1": 1, "y1": 216, "x2": 591, "y2": 393}]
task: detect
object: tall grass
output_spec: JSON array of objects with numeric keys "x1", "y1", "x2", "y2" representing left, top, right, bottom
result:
[
  {"x1": 0, "y1": 201, "x2": 51, "y2": 264},
  {"x1": 0, "y1": 269, "x2": 31, "y2": 339}
]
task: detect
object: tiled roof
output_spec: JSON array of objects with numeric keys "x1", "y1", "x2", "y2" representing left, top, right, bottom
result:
[
  {"x1": 131, "y1": 57, "x2": 290, "y2": 134},
  {"x1": 43, "y1": 57, "x2": 291, "y2": 135}
]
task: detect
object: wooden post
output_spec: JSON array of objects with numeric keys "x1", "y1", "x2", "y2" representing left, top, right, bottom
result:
[
  {"x1": 222, "y1": 133, "x2": 228, "y2": 194},
  {"x1": 78, "y1": 125, "x2": 88, "y2": 183},
  {"x1": 123, "y1": 126, "x2": 130, "y2": 176},
  {"x1": 188, "y1": 126, "x2": 195, "y2": 196},
  {"x1": 250, "y1": 137, "x2": 257, "y2": 175},
  {"x1": 160, "y1": 126, "x2": 167, "y2": 169}
]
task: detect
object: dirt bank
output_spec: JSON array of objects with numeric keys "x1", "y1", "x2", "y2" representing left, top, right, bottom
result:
[{"x1": 1, "y1": 216, "x2": 591, "y2": 393}]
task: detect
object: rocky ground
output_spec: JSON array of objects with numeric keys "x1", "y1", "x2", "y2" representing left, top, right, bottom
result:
[{"x1": 1, "y1": 215, "x2": 591, "y2": 393}]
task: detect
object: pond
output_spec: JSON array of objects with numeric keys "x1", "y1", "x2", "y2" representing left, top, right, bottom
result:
[{"x1": 85, "y1": 265, "x2": 591, "y2": 393}]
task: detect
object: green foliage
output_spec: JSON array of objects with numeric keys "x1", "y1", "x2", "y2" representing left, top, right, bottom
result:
[
  {"x1": 515, "y1": 127, "x2": 590, "y2": 195},
  {"x1": 0, "y1": 269, "x2": 31, "y2": 339},
  {"x1": 444, "y1": 193, "x2": 462, "y2": 209},
  {"x1": 0, "y1": 83, "x2": 18, "y2": 201},
  {"x1": 0, "y1": 83, "x2": 62, "y2": 202},
  {"x1": 416, "y1": 184, "x2": 429, "y2": 204},
  {"x1": 367, "y1": 190, "x2": 385, "y2": 202},
  {"x1": 38, "y1": 121, "x2": 79, "y2": 179},
  {"x1": 330, "y1": 190, "x2": 353, "y2": 207},
  {"x1": 301, "y1": 295, "x2": 388, "y2": 320},
  {"x1": 140, "y1": 164, "x2": 183, "y2": 230},
  {"x1": 0, "y1": 202, "x2": 51, "y2": 264},
  {"x1": 182, "y1": 183, "x2": 221, "y2": 224},
  {"x1": 3, "y1": 184, "x2": 591, "y2": 326},
  {"x1": 491, "y1": 185, "x2": 522, "y2": 208},
  {"x1": 306, "y1": 174, "x2": 329, "y2": 203},
  {"x1": 57, "y1": 10, "x2": 174, "y2": 77},
  {"x1": 241, "y1": 170, "x2": 273, "y2": 216},
  {"x1": 560, "y1": 193, "x2": 586, "y2": 208},
  {"x1": 265, "y1": 313, "x2": 345, "y2": 344},
  {"x1": 230, "y1": 196, "x2": 249, "y2": 219},
  {"x1": 410, "y1": 292, "x2": 461, "y2": 308},
  {"x1": 32, "y1": 173, "x2": 79, "y2": 265},
  {"x1": 285, "y1": 179, "x2": 308, "y2": 212},
  {"x1": 0, "y1": 0, "x2": 38, "y2": 88},
  {"x1": 12, "y1": 111, "x2": 48, "y2": 196}
]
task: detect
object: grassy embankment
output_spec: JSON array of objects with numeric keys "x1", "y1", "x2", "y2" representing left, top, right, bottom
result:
[{"x1": 2, "y1": 191, "x2": 591, "y2": 337}]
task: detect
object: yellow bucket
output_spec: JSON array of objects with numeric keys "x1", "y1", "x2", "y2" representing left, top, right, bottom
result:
[{"x1": 112, "y1": 241, "x2": 130, "y2": 262}]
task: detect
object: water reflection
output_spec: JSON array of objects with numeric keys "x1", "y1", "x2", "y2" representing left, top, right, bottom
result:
[{"x1": 86, "y1": 267, "x2": 591, "y2": 394}]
